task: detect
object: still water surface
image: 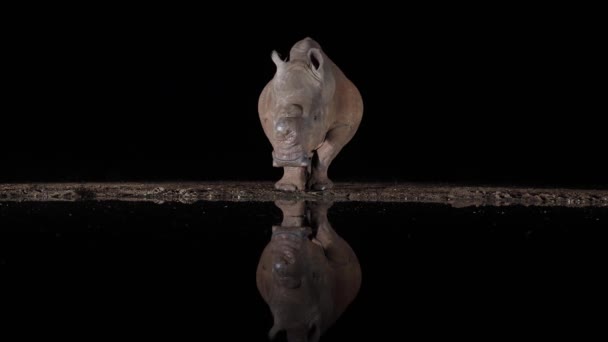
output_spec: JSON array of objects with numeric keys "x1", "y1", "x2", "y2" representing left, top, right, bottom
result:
[{"x1": 1, "y1": 201, "x2": 606, "y2": 340}]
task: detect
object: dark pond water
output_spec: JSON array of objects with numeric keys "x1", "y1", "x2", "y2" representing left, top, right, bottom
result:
[{"x1": 1, "y1": 201, "x2": 606, "y2": 340}]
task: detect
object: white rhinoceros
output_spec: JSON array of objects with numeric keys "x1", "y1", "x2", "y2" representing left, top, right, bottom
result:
[{"x1": 258, "y1": 37, "x2": 363, "y2": 191}]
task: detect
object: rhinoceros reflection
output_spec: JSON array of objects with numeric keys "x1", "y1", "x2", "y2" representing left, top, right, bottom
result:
[{"x1": 256, "y1": 201, "x2": 361, "y2": 342}]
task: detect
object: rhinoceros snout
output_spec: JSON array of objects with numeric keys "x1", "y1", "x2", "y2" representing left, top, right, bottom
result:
[
  {"x1": 275, "y1": 119, "x2": 292, "y2": 139},
  {"x1": 274, "y1": 117, "x2": 298, "y2": 142},
  {"x1": 272, "y1": 117, "x2": 311, "y2": 167}
]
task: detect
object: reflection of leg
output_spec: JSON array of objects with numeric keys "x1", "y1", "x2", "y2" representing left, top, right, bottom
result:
[
  {"x1": 309, "y1": 125, "x2": 355, "y2": 191},
  {"x1": 309, "y1": 201, "x2": 335, "y2": 246},
  {"x1": 275, "y1": 167, "x2": 306, "y2": 191},
  {"x1": 309, "y1": 201, "x2": 333, "y2": 229},
  {"x1": 275, "y1": 200, "x2": 306, "y2": 227},
  {"x1": 310, "y1": 201, "x2": 351, "y2": 265}
]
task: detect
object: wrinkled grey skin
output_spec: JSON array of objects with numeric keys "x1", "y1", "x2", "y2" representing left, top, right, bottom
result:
[
  {"x1": 256, "y1": 201, "x2": 361, "y2": 342},
  {"x1": 258, "y1": 37, "x2": 363, "y2": 191}
]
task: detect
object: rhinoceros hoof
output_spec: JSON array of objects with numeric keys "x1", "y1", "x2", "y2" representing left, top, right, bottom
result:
[
  {"x1": 275, "y1": 181, "x2": 304, "y2": 192},
  {"x1": 310, "y1": 180, "x2": 334, "y2": 191}
]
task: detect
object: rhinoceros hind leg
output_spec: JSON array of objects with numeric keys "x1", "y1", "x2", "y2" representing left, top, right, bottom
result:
[{"x1": 275, "y1": 166, "x2": 307, "y2": 191}]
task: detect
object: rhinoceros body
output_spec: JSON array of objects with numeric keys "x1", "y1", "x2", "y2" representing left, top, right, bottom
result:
[
  {"x1": 258, "y1": 38, "x2": 363, "y2": 191},
  {"x1": 256, "y1": 201, "x2": 361, "y2": 342}
]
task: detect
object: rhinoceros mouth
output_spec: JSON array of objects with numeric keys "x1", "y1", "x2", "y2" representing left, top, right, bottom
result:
[{"x1": 272, "y1": 151, "x2": 311, "y2": 167}]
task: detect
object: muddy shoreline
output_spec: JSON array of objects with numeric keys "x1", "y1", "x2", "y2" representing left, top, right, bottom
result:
[{"x1": 1, "y1": 182, "x2": 606, "y2": 207}]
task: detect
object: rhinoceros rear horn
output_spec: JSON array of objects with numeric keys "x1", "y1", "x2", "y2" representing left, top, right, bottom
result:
[{"x1": 308, "y1": 48, "x2": 324, "y2": 76}]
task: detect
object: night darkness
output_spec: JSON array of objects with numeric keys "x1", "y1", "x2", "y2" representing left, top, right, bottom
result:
[
  {"x1": 2, "y1": 7, "x2": 605, "y2": 187},
  {"x1": 2, "y1": 8, "x2": 607, "y2": 340}
]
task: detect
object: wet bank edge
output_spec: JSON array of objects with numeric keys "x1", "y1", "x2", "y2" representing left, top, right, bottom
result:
[{"x1": 1, "y1": 182, "x2": 607, "y2": 207}]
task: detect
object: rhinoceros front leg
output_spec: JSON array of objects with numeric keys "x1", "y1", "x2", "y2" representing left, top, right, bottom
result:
[
  {"x1": 275, "y1": 166, "x2": 307, "y2": 191},
  {"x1": 308, "y1": 125, "x2": 356, "y2": 191}
]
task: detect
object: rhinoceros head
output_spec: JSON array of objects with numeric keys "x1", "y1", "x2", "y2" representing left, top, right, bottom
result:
[{"x1": 269, "y1": 38, "x2": 336, "y2": 168}]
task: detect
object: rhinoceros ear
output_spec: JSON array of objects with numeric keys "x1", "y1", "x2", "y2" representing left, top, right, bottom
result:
[
  {"x1": 271, "y1": 50, "x2": 285, "y2": 70},
  {"x1": 308, "y1": 48, "x2": 324, "y2": 77}
]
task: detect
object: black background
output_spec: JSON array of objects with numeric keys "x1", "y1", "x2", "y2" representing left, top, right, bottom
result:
[
  {"x1": 2, "y1": 7, "x2": 605, "y2": 340},
  {"x1": 2, "y1": 6, "x2": 605, "y2": 186}
]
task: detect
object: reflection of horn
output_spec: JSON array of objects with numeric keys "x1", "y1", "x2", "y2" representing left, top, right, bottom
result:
[
  {"x1": 268, "y1": 323, "x2": 281, "y2": 340},
  {"x1": 273, "y1": 259, "x2": 298, "y2": 282}
]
